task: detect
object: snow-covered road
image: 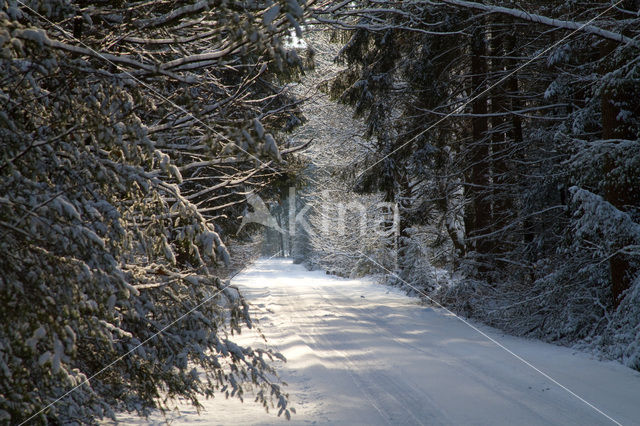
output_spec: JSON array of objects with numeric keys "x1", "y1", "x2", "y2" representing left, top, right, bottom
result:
[{"x1": 119, "y1": 258, "x2": 640, "y2": 425}]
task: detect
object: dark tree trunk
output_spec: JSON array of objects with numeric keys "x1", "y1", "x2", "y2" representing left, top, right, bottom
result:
[
  {"x1": 395, "y1": 170, "x2": 412, "y2": 273},
  {"x1": 466, "y1": 24, "x2": 492, "y2": 259},
  {"x1": 600, "y1": 40, "x2": 636, "y2": 307},
  {"x1": 505, "y1": 23, "x2": 534, "y2": 259},
  {"x1": 490, "y1": 18, "x2": 512, "y2": 253}
]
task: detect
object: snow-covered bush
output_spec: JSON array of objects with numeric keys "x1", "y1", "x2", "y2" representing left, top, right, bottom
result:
[
  {"x1": 598, "y1": 275, "x2": 640, "y2": 370},
  {"x1": 388, "y1": 227, "x2": 447, "y2": 294}
]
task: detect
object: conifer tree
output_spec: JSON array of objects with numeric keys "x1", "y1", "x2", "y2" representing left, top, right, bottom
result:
[{"x1": 0, "y1": 0, "x2": 308, "y2": 422}]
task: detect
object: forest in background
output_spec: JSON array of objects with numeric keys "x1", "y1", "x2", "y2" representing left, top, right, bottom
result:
[{"x1": 301, "y1": 0, "x2": 640, "y2": 374}]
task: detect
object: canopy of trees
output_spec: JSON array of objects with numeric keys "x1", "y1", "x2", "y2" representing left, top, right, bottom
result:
[{"x1": 0, "y1": 0, "x2": 309, "y2": 423}]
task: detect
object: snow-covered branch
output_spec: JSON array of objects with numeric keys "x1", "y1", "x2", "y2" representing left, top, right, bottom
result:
[{"x1": 440, "y1": 0, "x2": 635, "y2": 44}]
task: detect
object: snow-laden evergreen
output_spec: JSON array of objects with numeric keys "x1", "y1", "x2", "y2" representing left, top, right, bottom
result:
[{"x1": 0, "y1": 1, "x2": 309, "y2": 423}]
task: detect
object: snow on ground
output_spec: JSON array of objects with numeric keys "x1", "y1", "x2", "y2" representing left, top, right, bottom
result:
[{"x1": 117, "y1": 259, "x2": 640, "y2": 425}]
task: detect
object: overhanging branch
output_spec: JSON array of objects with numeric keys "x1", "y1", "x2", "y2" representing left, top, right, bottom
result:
[{"x1": 441, "y1": 0, "x2": 635, "y2": 44}]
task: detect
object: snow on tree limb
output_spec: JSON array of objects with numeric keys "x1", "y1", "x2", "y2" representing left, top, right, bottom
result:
[
  {"x1": 440, "y1": 0, "x2": 635, "y2": 44},
  {"x1": 1, "y1": 0, "x2": 307, "y2": 423},
  {"x1": 15, "y1": 29, "x2": 198, "y2": 83}
]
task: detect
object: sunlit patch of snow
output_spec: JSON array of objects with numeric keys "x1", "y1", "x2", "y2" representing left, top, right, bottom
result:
[{"x1": 284, "y1": 29, "x2": 307, "y2": 49}]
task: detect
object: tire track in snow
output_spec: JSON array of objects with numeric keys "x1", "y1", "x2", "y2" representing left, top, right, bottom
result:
[
  {"x1": 318, "y1": 283, "x2": 599, "y2": 425},
  {"x1": 269, "y1": 286, "x2": 393, "y2": 425},
  {"x1": 311, "y1": 286, "x2": 454, "y2": 425},
  {"x1": 278, "y1": 285, "x2": 429, "y2": 425}
]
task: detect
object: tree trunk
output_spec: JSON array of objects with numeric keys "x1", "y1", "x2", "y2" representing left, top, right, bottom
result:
[
  {"x1": 467, "y1": 23, "x2": 492, "y2": 259},
  {"x1": 395, "y1": 170, "x2": 412, "y2": 274},
  {"x1": 600, "y1": 40, "x2": 636, "y2": 307},
  {"x1": 490, "y1": 17, "x2": 512, "y2": 253},
  {"x1": 505, "y1": 22, "x2": 534, "y2": 260}
]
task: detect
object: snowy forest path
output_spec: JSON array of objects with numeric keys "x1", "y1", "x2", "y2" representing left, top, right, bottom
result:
[{"x1": 117, "y1": 258, "x2": 640, "y2": 425}]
